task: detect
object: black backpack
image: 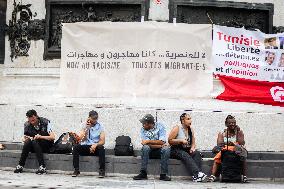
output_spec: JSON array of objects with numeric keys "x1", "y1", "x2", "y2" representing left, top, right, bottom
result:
[
  {"x1": 220, "y1": 150, "x2": 242, "y2": 182},
  {"x1": 114, "y1": 135, "x2": 134, "y2": 156},
  {"x1": 50, "y1": 132, "x2": 79, "y2": 154},
  {"x1": 220, "y1": 129, "x2": 242, "y2": 183}
]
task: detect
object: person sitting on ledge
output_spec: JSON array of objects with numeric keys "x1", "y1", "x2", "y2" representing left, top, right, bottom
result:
[
  {"x1": 168, "y1": 113, "x2": 207, "y2": 182},
  {"x1": 208, "y1": 115, "x2": 248, "y2": 183},
  {"x1": 71, "y1": 110, "x2": 105, "y2": 178},
  {"x1": 133, "y1": 114, "x2": 171, "y2": 181},
  {"x1": 14, "y1": 109, "x2": 55, "y2": 174}
]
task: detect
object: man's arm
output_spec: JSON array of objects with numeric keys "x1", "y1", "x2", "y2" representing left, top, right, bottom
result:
[
  {"x1": 37, "y1": 131, "x2": 55, "y2": 141},
  {"x1": 22, "y1": 135, "x2": 33, "y2": 142},
  {"x1": 23, "y1": 125, "x2": 32, "y2": 142},
  {"x1": 142, "y1": 140, "x2": 164, "y2": 145},
  {"x1": 34, "y1": 122, "x2": 55, "y2": 141},
  {"x1": 90, "y1": 131, "x2": 105, "y2": 153},
  {"x1": 142, "y1": 124, "x2": 166, "y2": 147},
  {"x1": 97, "y1": 131, "x2": 105, "y2": 146},
  {"x1": 78, "y1": 128, "x2": 88, "y2": 142},
  {"x1": 78, "y1": 121, "x2": 92, "y2": 141},
  {"x1": 142, "y1": 141, "x2": 164, "y2": 149}
]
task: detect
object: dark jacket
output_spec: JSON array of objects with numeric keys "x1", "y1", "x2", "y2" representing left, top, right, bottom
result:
[{"x1": 24, "y1": 117, "x2": 51, "y2": 138}]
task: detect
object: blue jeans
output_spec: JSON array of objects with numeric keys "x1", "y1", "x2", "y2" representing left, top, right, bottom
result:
[{"x1": 140, "y1": 145, "x2": 170, "y2": 174}]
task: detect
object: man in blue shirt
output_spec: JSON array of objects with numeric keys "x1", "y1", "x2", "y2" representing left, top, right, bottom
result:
[
  {"x1": 133, "y1": 114, "x2": 171, "y2": 181},
  {"x1": 72, "y1": 110, "x2": 105, "y2": 177}
]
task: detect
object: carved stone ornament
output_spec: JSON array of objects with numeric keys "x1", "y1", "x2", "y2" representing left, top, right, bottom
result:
[{"x1": 5, "y1": 0, "x2": 45, "y2": 61}]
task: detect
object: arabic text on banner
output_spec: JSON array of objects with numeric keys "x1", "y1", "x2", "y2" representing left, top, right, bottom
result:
[{"x1": 59, "y1": 22, "x2": 213, "y2": 98}]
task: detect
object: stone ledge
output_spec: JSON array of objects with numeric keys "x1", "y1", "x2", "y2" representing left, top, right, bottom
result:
[
  {"x1": 1, "y1": 149, "x2": 284, "y2": 178},
  {"x1": 2, "y1": 142, "x2": 284, "y2": 160}
]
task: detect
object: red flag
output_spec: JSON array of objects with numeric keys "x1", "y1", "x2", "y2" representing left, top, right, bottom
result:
[{"x1": 216, "y1": 75, "x2": 284, "y2": 107}]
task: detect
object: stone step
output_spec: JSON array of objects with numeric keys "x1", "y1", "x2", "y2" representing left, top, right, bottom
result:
[
  {"x1": 0, "y1": 150, "x2": 284, "y2": 178},
  {"x1": 0, "y1": 142, "x2": 23, "y2": 151},
  {"x1": 1, "y1": 142, "x2": 284, "y2": 160}
]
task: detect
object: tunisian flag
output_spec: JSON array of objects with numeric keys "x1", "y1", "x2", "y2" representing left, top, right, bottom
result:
[{"x1": 216, "y1": 75, "x2": 284, "y2": 107}]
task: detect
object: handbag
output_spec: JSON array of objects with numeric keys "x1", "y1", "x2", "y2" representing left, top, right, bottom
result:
[
  {"x1": 212, "y1": 145, "x2": 222, "y2": 154},
  {"x1": 50, "y1": 132, "x2": 80, "y2": 154}
]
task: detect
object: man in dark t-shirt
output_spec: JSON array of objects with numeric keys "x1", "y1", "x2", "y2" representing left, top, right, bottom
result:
[{"x1": 14, "y1": 109, "x2": 55, "y2": 174}]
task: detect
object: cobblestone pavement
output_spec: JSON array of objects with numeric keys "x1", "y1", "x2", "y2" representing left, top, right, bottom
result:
[{"x1": 0, "y1": 170, "x2": 283, "y2": 189}]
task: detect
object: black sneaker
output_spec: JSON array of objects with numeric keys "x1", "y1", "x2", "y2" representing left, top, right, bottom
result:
[
  {"x1": 35, "y1": 165, "x2": 47, "y2": 175},
  {"x1": 98, "y1": 169, "x2": 105, "y2": 178},
  {"x1": 72, "y1": 170, "x2": 80, "y2": 177},
  {"x1": 133, "y1": 171, "x2": 147, "y2": 180},
  {"x1": 14, "y1": 165, "x2": 23, "y2": 173},
  {"x1": 159, "y1": 174, "x2": 171, "y2": 181}
]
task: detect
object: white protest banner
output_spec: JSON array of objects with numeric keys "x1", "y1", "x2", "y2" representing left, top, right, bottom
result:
[
  {"x1": 213, "y1": 25, "x2": 284, "y2": 82},
  {"x1": 59, "y1": 22, "x2": 212, "y2": 98}
]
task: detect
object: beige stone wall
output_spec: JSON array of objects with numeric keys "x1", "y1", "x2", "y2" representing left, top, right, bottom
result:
[{"x1": 1, "y1": 0, "x2": 284, "y2": 150}]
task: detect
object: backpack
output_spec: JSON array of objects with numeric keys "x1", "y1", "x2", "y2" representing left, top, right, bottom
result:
[
  {"x1": 220, "y1": 150, "x2": 242, "y2": 182},
  {"x1": 220, "y1": 129, "x2": 242, "y2": 183},
  {"x1": 114, "y1": 135, "x2": 134, "y2": 156},
  {"x1": 50, "y1": 132, "x2": 80, "y2": 154}
]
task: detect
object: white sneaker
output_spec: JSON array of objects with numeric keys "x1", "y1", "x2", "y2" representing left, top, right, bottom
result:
[
  {"x1": 193, "y1": 172, "x2": 207, "y2": 182},
  {"x1": 14, "y1": 165, "x2": 24, "y2": 173},
  {"x1": 35, "y1": 165, "x2": 47, "y2": 175},
  {"x1": 207, "y1": 175, "x2": 216, "y2": 182}
]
